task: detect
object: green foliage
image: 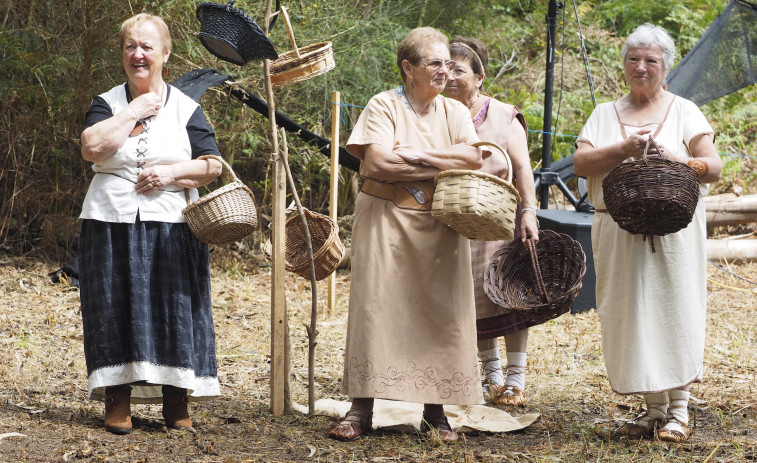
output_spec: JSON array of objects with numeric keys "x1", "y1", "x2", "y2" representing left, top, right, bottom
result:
[{"x1": 1, "y1": 0, "x2": 755, "y2": 258}]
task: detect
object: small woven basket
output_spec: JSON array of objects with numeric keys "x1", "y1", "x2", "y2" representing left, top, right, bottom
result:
[
  {"x1": 483, "y1": 230, "x2": 586, "y2": 325},
  {"x1": 183, "y1": 155, "x2": 257, "y2": 244},
  {"x1": 602, "y1": 136, "x2": 700, "y2": 236},
  {"x1": 196, "y1": 0, "x2": 278, "y2": 66},
  {"x1": 264, "y1": 208, "x2": 345, "y2": 281},
  {"x1": 431, "y1": 141, "x2": 521, "y2": 240},
  {"x1": 270, "y1": 6, "x2": 335, "y2": 87}
]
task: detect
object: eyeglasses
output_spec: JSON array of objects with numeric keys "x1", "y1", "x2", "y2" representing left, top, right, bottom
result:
[
  {"x1": 451, "y1": 67, "x2": 472, "y2": 78},
  {"x1": 420, "y1": 59, "x2": 456, "y2": 72}
]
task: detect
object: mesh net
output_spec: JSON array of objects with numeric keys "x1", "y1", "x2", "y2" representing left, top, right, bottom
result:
[{"x1": 667, "y1": 0, "x2": 757, "y2": 106}]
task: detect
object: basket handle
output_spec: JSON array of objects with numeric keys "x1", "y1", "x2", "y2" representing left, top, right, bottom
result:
[
  {"x1": 526, "y1": 238, "x2": 550, "y2": 304},
  {"x1": 469, "y1": 141, "x2": 513, "y2": 184},
  {"x1": 278, "y1": 6, "x2": 301, "y2": 59},
  {"x1": 641, "y1": 135, "x2": 664, "y2": 163},
  {"x1": 184, "y1": 154, "x2": 240, "y2": 206}
]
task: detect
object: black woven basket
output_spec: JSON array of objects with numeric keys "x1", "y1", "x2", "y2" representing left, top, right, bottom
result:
[
  {"x1": 196, "y1": 0, "x2": 278, "y2": 66},
  {"x1": 483, "y1": 230, "x2": 586, "y2": 325},
  {"x1": 602, "y1": 136, "x2": 700, "y2": 237}
]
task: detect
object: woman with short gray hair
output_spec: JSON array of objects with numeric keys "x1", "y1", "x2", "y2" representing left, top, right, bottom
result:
[{"x1": 574, "y1": 23, "x2": 722, "y2": 443}]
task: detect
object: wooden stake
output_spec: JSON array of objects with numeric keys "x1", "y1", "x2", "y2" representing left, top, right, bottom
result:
[
  {"x1": 328, "y1": 92, "x2": 341, "y2": 316},
  {"x1": 264, "y1": 0, "x2": 289, "y2": 416}
]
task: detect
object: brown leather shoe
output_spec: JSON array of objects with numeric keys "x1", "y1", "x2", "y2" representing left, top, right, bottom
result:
[
  {"x1": 617, "y1": 413, "x2": 663, "y2": 438},
  {"x1": 490, "y1": 385, "x2": 526, "y2": 406},
  {"x1": 658, "y1": 418, "x2": 690, "y2": 442},
  {"x1": 104, "y1": 390, "x2": 132, "y2": 435},
  {"x1": 162, "y1": 394, "x2": 193, "y2": 430},
  {"x1": 420, "y1": 413, "x2": 458, "y2": 442},
  {"x1": 328, "y1": 410, "x2": 373, "y2": 441}
]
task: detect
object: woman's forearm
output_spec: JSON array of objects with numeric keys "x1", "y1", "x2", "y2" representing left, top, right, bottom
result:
[{"x1": 81, "y1": 109, "x2": 139, "y2": 163}]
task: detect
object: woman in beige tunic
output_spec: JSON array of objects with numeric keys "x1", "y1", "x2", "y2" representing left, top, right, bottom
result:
[
  {"x1": 328, "y1": 27, "x2": 484, "y2": 442},
  {"x1": 445, "y1": 37, "x2": 539, "y2": 406},
  {"x1": 574, "y1": 24, "x2": 722, "y2": 442}
]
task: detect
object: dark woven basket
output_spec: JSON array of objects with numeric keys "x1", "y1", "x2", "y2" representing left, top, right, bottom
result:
[
  {"x1": 483, "y1": 230, "x2": 586, "y2": 325},
  {"x1": 602, "y1": 136, "x2": 700, "y2": 236},
  {"x1": 196, "y1": 0, "x2": 278, "y2": 66},
  {"x1": 262, "y1": 208, "x2": 345, "y2": 281}
]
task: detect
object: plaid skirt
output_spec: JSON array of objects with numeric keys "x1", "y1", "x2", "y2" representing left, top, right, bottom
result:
[{"x1": 79, "y1": 219, "x2": 220, "y2": 403}]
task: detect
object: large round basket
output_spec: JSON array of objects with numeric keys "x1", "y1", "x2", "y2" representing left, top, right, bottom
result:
[
  {"x1": 196, "y1": 0, "x2": 278, "y2": 66},
  {"x1": 263, "y1": 208, "x2": 345, "y2": 281},
  {"x1": 270, "y1": 7, "x2": 335, "y2": 87},
  {"x1": 431, "y1": 141, "x2": 521, "y2": 241},
  {"x1": 183, "y1": 155, "x2": 257, "y2": 244},
  {"x1": 602, "y1": 137, "x2": 700, "y2": 236},
  {"x1": 483, "y1": 229, "x2": 586, "y2": 325}
]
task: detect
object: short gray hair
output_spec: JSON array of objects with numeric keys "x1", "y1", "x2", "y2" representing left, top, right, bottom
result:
[{"x1": 621, "y1": 23, "x2": 675, "y2": 71}]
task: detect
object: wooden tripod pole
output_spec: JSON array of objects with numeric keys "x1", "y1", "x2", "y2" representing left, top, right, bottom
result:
[
  {"x1": 327, "y1": 91, "x2": 340, "y2": 316},
  {"x1": 264, "y1": 0, "x2": 289, "y2": 416}
]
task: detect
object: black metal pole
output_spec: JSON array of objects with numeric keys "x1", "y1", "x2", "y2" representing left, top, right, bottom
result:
[{"x1": 539, "y1": 0, "x2": 560, "y2": 209}]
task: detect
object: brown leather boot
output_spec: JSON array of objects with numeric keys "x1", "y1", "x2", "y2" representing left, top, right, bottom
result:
[
  {"x1": 162, "y1": 387, "x2": 193, "y2": 430},
  {"x1": 104, "y1": 387, "x2": 132, "y2": 435}
]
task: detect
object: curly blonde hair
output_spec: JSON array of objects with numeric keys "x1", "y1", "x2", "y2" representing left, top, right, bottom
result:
[{"x1": 119, "y1": 13, "x2": 172, "y2": 54}]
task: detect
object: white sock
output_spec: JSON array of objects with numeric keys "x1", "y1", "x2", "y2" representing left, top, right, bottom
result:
[
  {"x1": 643, "y1": 392, "x2": 669, "y2": 420},
  {"x1": 504, "y1": 352, "x2": 527, "y2": 390},
  {"x1": 666, "y1": 390, "x2": 690, "y2": 424},
  {"x1": 479, "y1": 347, "x2": 504, "y2": 387}
]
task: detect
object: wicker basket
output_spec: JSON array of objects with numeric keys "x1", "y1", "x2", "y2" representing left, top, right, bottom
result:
[
  {"x1": 183, "y1": 155, "x2": 257, "y2": 244},
  {"x1": 431, "y1": 141, "x2": 521, "y2": 240},
  {"x1": 196, "y1": 0, "x2": 278, "y2": 66},
  {"x1": 483, "y1": 230, "x2": 586, "y2": 325},
  {"x1": 270, "y1": 6, "x2": 335, "y2": 87},
  {"x1": 602, "y1": 136, "x2": 700, "y2": 236},
  {"x1": 263, "y1": 208, "x2": 345, "y2": 281}
]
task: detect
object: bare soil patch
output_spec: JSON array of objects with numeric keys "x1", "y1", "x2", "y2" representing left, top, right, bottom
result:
[{"x1": 0, "y1": 253, "x2": 754, "y2": 462}]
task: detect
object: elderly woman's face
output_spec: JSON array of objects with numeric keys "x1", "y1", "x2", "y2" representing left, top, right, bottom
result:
[
  {"x1": 624, "y1": 45, "x2": 667, "y2": 92},
  {"x1": 444, "y1": 55, "x2": 483, "y2": 102},
  {"x1": 405, "y1": 41, "x2": 453, "y2": 94},
  {"x1": 122, "y1": 21, "x2": 169, "y2": 85}
]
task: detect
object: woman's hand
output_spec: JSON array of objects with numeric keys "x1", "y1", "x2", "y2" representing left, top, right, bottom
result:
[
  {"x1": 136, "y1": 164, "x2": 176, "y2": 194},
  {"x1": 129, "y1": 91, "x2": 163, "y2": 120},
  {"x1": 520, "y1": 209, "x2": 539, "y2": 243}
]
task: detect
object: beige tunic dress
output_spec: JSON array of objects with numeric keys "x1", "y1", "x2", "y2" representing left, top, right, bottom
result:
[
  {"x1": 343, "y1": 88, "x2": 484, "y2": 405},
  {"x1": 577, "y1": 96, "x2": 714, "y2": 394},
  {"x1": 468, "y1": 99, "x2": 538, "y2": 339}
]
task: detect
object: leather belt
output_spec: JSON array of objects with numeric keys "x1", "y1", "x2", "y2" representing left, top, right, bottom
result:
[{"x1": 361, "y1": 178, "x2": 435, "y2": 211}]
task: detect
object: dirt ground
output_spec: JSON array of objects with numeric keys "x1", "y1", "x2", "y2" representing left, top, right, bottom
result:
[{"x1": 0, "y1": 252, "x2": 755, "y2": 462}]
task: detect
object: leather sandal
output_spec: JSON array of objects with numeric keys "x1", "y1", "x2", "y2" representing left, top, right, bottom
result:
[
  {"x1": 420, "y1": 413, "x2": 458, "y2": 442},
  {"x1": 658, "y1": 417, "x2": 690, "y2": 442},
  {"x1": 104, "y1": 389, "x2": 132, "y2": 435},
  {"x1": 490, "y1": 385, "x2": 525, "y2": 406},
  {"x1": 328, "y1": 410, "x2": 372, "y2": 441},
  {"x1": 617, "y1": 412, "x2": 663, "y2": 438}
]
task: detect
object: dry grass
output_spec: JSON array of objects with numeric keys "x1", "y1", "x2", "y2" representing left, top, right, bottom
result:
[{"x1": 0, "y1": 253, "x2": 754, "y2": 462}]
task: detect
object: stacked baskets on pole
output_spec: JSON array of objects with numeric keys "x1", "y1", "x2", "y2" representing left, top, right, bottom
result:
[
  {"x1": 431, "y1": 141, "x2": 521, "y2": 241},
  {"x1": 270, "y1": 6, "x2": 335, "y2": 87},
  {"x1": 602, "y1": 136, "x2": 700, "y2": 237},
  {"x1": 183, "y1": 155, "x2": 258, "y2": 244},
  {"x1": 483, "y1": 230, "x2": 586, "y2": 325}
]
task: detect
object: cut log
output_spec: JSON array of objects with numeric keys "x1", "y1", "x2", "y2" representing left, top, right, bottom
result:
[
  {"x1": 707, "y1": 238, "x2": 757, "y2": 262},
  {"x1": 704, "y1": 194, "x2": 757, "y2": 227}
]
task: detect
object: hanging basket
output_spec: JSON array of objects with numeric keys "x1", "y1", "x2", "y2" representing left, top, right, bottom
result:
[
  {"x1": 270, "y1": 6, "x2": 335, "y2": 87},
  {"x1": 183, "y1": 155, "x2": 258, "y2": 244},
  {"x1": 196, "y1": 0, "x2": 278, "y2": 65},
  {"x1": 264, "y1": 208, "x2": 345, "y2": 281},
  {"x1": 483, "y1": 230, "x2": 586, "y2": 325},
  {"x1": 602, "y1": 136, "x2": 700, "y2": 236},
  {"x1": 431, "y1": 141, "x2": 521, "y2": 240}
]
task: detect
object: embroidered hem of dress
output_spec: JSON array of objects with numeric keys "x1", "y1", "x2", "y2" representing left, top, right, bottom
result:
[{"x1": 88, "y1": 361, "x2": 220, "y2": 403}]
